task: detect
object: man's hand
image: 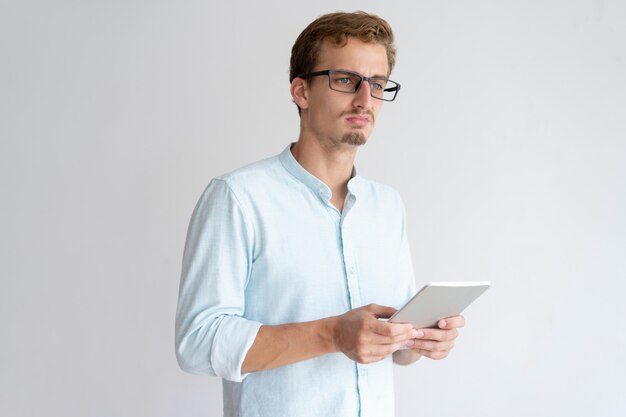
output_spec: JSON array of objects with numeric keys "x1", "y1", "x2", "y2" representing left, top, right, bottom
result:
[
  {"x1": 406, "y1": 315, "x2": 465, "y2": 360},
  {"x1": 331, "y1": 304, "x2": 417, "y2": 364}
]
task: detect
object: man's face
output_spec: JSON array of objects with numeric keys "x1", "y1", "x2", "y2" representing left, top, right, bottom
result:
[{"x1": 302, "y1": 38, "x2": 389, "y2": 147}]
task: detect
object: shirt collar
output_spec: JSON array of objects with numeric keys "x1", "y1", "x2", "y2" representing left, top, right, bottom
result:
[{"x1": 278, "y1": 143, "x2": 361, "y2": 200}]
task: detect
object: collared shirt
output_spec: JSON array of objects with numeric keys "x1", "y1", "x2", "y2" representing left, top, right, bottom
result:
[{"x1": 175, "y1": 144, "x2": 417, "y2": 417}]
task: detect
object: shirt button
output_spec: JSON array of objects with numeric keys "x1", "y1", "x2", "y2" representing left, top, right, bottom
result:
[
  {"x1": 359, "y1": 368, "x2": 367, "y2": 377},
  {"x1": 348, "y1": 266, "x2": 356, "y2": 274}
]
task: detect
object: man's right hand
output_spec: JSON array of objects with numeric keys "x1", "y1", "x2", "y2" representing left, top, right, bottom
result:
[{"x1": 331, "y1": 304, "x2": 417, "y2": 364}]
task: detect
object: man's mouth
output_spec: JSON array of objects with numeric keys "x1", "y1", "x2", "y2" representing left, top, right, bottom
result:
[{"x1": 345, "y1": 115, "x2": 371, "y2": 127}]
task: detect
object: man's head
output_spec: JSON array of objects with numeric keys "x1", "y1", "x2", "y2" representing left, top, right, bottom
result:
[
  {"x1": 289, "y1": 11, "x2": 398, "y2": 147},
  {"x1": 289, "y1": 11, "x2": 396, "y2": 85}
]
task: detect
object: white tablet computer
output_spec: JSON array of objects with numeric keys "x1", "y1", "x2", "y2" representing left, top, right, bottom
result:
[{"x1": 389, "y1": 281, "x2": 491, "y2": 329}]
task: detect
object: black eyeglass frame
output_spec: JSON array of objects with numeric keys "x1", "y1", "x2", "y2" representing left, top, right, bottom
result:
[{"x1": 297, "y1": 69, "x2": 401, "y2": 102}]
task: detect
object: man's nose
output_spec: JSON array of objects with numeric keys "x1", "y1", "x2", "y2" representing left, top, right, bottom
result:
[{"x1": 352, "y1": 80, "x2": 373, "y2": 109}]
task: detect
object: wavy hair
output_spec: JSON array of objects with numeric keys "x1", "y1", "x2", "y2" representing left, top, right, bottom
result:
[{"x1": 289, "y1": 11, "x2": 397, "y2": 83}]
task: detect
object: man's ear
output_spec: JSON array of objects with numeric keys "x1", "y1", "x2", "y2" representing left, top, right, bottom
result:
[{"x1": 290, "y1": 77, "x2": 309, "y2": 110}]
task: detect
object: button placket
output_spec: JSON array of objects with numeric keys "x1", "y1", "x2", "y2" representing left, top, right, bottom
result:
[{"x1": 340, "y1": 217, "x2": 361, "y2": 309}]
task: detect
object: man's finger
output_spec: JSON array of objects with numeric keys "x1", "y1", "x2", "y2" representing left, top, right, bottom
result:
[
  {"x1": 354, "y1": 340, "x2": 407, "y2": 363},
  {"x1": 411, "y1": 339, "x2": 455, "y2": 353},
  {"x1": 372, "y1": 340, "x2": 410, "y2": 357},
  {"x1": 416, "y1": 327, "x2": 458, "y2": 342},
  {"x1": 362, "y1": 330, "x2": 410, "y2": 347},
  {"x1": 371, "y1": 319, "x2": 413, "y2": 338},
  {"x1": 416, "y1": 349, "x2": 449, "y2": 360},
  {"x1": 365, "y1": 303, "x2": 398, "y2": 319},
  {"x1": 438, "y1": 315, "x2": 465, "y2": 329}
]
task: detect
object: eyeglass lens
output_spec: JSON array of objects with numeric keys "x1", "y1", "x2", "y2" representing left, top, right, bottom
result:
[{"x1": 328, "y1": 71, "x2": 398, "y2": 101}]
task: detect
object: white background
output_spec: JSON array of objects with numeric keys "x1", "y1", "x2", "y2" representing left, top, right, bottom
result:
[{"x1": 1, "y1": 1, "x2": 625, "y2": 416}]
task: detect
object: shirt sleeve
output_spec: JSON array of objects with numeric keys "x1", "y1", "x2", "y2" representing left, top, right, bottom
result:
[{"x1": 175, "y1": 178, "x2": 262, "y2": 383}]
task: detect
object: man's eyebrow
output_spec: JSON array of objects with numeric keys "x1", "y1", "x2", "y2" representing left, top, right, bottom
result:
[{"x1": 335, "y1": 69, "x2": 389, "y2": 79}]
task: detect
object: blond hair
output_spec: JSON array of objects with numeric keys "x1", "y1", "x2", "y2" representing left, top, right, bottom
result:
[{"x1": 289, "y1": 11, "x2": 397, "y2": 83}]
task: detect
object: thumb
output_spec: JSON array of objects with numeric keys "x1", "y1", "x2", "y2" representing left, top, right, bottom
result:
[{"x1": 365, "y1": 303, "x2": 398, "y2": 319}]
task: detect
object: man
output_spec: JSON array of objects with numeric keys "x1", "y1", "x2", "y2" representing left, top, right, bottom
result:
[{"x1": 176, "y1": 11, "x2": 465, "y2": 417}]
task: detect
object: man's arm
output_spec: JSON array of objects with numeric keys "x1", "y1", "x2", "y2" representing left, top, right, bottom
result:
[
  {"x1": 242, "y1": 304, "x2": 416, "y2": 373},
  {"x1": 175, "y1": 179, "x2": 262, "y2": 382}
]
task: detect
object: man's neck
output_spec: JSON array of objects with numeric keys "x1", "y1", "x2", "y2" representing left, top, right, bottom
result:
[{"x1": 290, "y1": 135, "x2": 357, "y2": 209}]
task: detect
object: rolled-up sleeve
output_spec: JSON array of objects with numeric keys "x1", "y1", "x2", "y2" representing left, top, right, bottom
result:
[{"x1": 175, "y1": 178, "x2": 262, "y2": 383}]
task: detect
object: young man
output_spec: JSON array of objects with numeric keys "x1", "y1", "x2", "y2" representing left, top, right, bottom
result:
[{"x1": 176, "y1": 11, "x2": 465, "y2": 417}]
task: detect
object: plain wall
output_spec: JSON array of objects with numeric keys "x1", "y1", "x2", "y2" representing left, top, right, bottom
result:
[{"x1": 1, "y1": 1, "x2": 625, "y2": 416}]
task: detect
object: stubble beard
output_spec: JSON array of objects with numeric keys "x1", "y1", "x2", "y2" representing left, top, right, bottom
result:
[{"x1": 340, "y1": 131, "x2": 367, "y2": 146}]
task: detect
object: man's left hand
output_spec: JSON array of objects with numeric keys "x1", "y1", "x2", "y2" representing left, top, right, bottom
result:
[{"x1": 406, "y1": 315, "x2": 465, "y2": 360}]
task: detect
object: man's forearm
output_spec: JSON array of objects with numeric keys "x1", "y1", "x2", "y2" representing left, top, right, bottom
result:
[
  {"x1": 241, "y1": 317, "x2": 339, "y2": 373},
  {"x1": 241, "y1": 304, "x2": 417, "y2": 373}
]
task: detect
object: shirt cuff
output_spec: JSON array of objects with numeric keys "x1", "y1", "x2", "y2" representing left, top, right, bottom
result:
[{"x1": 211, "y1": 315, "x2": 263, "y2": 382}]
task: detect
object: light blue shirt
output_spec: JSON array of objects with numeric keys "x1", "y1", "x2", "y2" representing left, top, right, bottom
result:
[{"x1": 175, "y1": 144, "x2": 417, "y2": 417}]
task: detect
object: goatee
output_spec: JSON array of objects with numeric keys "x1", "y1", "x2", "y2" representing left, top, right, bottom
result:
[{"x1": 341, "y1": 132, "x2": 367, "y2": 146}]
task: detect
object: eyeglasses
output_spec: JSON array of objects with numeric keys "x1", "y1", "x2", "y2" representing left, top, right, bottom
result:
[{"x1": 297, "y1": 69, "x2": 401, "y2": 102}]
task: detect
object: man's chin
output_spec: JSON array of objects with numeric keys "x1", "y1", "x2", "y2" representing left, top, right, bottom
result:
[{"x1": 340, "y1": 132, "x2": 368, "y2": 146}]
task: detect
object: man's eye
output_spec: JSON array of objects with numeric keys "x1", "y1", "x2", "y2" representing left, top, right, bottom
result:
[
  {"x1": 337, "y1": 77, "x2": 352, "y2": 84},
  {"x1": 371, "y1": 82, "x2": 384, "y2": 91}
]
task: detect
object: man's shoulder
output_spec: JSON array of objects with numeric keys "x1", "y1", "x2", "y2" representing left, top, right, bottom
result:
[{"x1": 211, "y1": 152, "x2": 287, "y2": 195}]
